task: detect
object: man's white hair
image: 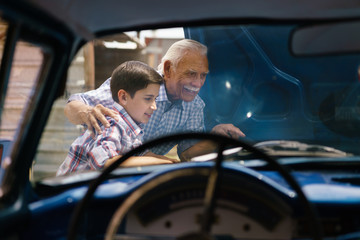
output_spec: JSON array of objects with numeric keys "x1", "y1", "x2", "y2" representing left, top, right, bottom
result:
[{"x1": 157, "y1": 39, "x2": 208, "y2": 74}]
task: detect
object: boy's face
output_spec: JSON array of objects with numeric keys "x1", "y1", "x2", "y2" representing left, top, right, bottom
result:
[{"x1": 122, "y1": 83, "x2": 160, "y2": 124}]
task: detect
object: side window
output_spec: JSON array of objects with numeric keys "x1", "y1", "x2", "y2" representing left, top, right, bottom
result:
[
  {"x1": 0, "y1": 20, "x2": 44, "y2": 182},
  {"x1": 1, "y1": 42, "x2": 43, "y2": 139},
  {"x1": 0, "y1": 20, "x2": 7, "y2": 171}
]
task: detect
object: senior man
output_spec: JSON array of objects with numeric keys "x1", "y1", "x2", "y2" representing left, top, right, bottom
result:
[{"x1": 65, "y1": 39, "x2": 245, "y2": 161}]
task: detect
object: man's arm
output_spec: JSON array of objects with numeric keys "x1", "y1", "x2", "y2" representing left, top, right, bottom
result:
[
  {"x1": 179, "y1": 125, "x2": 245, "y2": 162},
  {"x1": 179, "y1": 140, "x2": 218, "y2": 162},
  {"x1": 65, "y1": 101, "x2": 118, "y2": 137},
  {"x1": 204, "y1": 104, "x2": 245, "y2": 138},
  {"x1": 177, "y1": 100, "x2": 245, "y2": 161},
  {"x1": 65, "y1": 78, "x2": 119, "y2": 136}
]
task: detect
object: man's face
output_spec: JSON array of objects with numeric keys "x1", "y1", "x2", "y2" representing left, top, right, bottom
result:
[
  {"x1": 123, "y1": 83, "x2": 160, "y2": 124},
  {"x1": 164, "y1": 51, "x2": 209, "y2": 102}
]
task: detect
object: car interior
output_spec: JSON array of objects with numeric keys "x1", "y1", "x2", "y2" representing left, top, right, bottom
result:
[{"x1": 0, "y1": 1, "x2": 360, "y2": 240}]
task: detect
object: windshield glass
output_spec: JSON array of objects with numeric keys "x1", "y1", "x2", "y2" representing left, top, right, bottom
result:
[{"x1": 30, "y1": 25, "x2": 360, "y2": 182}]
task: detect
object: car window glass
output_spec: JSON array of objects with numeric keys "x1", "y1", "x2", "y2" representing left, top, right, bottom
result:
[
  {"x1": 0, "y1": 20, "x2": 7, "y2": 67},
  {"x1": 0, "y1": 34, "x2": 44, "y2": 183},
  {"x1": 0, "y1": 41, "x2": 43, "y2": 136},
  {"x1": 0, "y1": 19, "x2": 7, "y2": 181}
]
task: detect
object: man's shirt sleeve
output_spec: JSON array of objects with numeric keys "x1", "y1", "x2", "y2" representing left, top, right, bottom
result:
[
  {"x1": 67, "y1": 78, "x2": 113, "y2": 108},
  {"x1": 177, "y1": 99, "x2": 205, "y2": 154}
]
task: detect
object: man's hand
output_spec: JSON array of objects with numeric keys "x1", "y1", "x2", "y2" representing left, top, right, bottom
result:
[
  {"x1": 211, "y1": 123, "x2": 245, "y2": 139},
  {"x1": 65, "y1": 101, "x2": 118, "y2": 137},
  {"x1": 79, "y1": 104, "x2": 119, "y2": 136}
]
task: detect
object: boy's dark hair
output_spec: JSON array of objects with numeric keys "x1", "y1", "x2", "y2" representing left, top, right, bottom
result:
[{"x1": 110, "y1": 61, "x2": 163, "y2": 102}]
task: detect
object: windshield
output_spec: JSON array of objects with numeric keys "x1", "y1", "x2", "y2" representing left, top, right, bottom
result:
[{"x1": 27, "y1": 24, "x2": 360, "y2": 182}]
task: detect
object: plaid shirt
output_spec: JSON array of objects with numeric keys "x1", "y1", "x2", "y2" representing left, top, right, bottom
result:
[
  {"x1": 57, "y1": 102, "x2": 144, "y2": 175},
  {"x1": 68, "y1": 78, "x2": 205, "y2": 156}
]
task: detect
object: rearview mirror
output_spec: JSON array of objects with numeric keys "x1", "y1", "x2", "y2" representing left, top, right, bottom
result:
[{"x1": 291, "y1": 21, "x2": 360, "y2": 56}]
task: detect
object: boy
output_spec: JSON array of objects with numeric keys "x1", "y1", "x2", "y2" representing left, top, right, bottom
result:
[{"x1": 57, "y1": 61, "x2": 178, "y2": 176}]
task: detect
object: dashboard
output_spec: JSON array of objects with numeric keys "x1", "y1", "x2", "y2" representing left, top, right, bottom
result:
[{"x1": 29, "y1": 160, "x2": 360, "y2": 240}]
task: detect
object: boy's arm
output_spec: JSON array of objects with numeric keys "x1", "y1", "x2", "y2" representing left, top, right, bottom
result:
[
  {"x1": 104, "y1": 154, "x2": 179, "y2": 168},
  {"x1": 88, "y1": 116, "x2": 180, "y2": 169},
  {"x1": 144, "y1": 151, "x2": 179, "y2": 161}
]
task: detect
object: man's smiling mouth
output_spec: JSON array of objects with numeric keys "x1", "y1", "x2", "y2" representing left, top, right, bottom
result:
[{"x1": 184, "y1": 85, "x2": 199, "y2": 93}]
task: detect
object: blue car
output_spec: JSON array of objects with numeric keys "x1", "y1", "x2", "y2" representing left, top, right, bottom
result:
[{"x1": 0, "y1": 0, "x2": 360, "y2": 240}]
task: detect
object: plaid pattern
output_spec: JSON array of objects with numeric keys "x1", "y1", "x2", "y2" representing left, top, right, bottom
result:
[
  {"x1": 68, "y1": 78, "x2": 205, "y2": 155},
  {"x1": 57, "y1": 102, "x2": 144, "y2": 175}
]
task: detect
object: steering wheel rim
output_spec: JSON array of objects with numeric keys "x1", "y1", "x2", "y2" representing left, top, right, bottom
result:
[{"x1": 67, "y1": 132, "x2": 323, "y2": 240}]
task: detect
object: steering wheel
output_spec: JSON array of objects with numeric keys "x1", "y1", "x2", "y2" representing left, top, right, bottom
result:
[{"x1": 67, "y1": 132, "x2": 323, "y2": 240}]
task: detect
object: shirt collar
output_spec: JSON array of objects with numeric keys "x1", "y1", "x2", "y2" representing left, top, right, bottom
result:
[
  {"x1": 112, "y1": 102, "x2": 144, "y2": 136},
  {"x1": 157, "y1": 84, "x2": 169, "y2": 102},
  {"x1": 157, "y1": 83, "x2": 184, "y2": 109}
]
